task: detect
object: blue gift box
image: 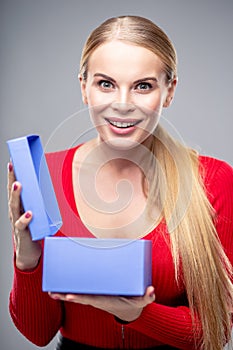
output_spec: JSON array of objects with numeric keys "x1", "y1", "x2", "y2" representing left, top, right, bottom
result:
[
  {"x1": 7, "y1": 135, "x2": 62, "y2": 240},
  {"x1": 42, "y1": 237, "x2": 152, "y2": 296}
]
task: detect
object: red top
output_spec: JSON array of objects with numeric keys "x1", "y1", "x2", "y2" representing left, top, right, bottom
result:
[{"x1": 9, "y1": 147, "x2": 233, "y2": 349}]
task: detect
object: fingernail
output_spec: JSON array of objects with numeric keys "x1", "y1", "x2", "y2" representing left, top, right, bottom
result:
[
  {"x1": 8, "y1": 163, "x2": 13, "y2": 172},
  {"x1": 50, "y1": 294, "x2": 59, "y2": 300},
  {"x1": 25, "y1": 212, "x2": 31, "y2": 219},
  {"x1": 13, "y1": 183, "x2": 18, "y2": 191}
]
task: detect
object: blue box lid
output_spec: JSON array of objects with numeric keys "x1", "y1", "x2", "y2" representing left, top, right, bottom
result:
[{"x1": 7, "y1": 135, "x2": 62, "y2": 240}]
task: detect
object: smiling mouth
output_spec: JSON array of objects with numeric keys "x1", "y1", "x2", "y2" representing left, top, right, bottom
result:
[{"x1": 105, "y1": 118, "x2": 141, "y2": 128}]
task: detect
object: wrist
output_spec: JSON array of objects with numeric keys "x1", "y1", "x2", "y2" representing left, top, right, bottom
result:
[
  {"x1": 16, "y1": 255, "x2": 41, "y2": 271},
  {"x1": 15, "y1": 240, "x2": 42, "y2": 271}
]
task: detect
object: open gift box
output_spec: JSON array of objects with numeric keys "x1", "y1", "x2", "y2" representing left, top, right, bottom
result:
[
  {"x1": 42, "y1": 237, "x2": 152, "y2": 296},
  {"x1": 7, "y1": 135, "x2": 152, "y2": 296}
]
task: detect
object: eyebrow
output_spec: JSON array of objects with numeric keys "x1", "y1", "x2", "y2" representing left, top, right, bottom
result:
[
  {"x1": 93, "y1": 73, "x2": 158, "y2": 84},
  {"x1": 134, "y1": 77, "x2": 158, "y2": 84},
  {"x1": 93, "y1": 73, "x2": 116, "y2": 83}
]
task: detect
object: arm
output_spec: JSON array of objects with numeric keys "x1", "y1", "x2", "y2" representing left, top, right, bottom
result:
[
  {"x1": 128, "y1": 302, "x2": 200, "y2": 349},
  {"x1": 9, "y1": 257, "x2": 63, "y2": 346},
  {"x1": 207, "y1": 159, "x2": 233, "y2": 266},
  {"x1": 129, "y1": 158, "x2": 233, "y2": 348},
  {"x1": 8, "y1": 164, "x2": 63, "y2": 346}
]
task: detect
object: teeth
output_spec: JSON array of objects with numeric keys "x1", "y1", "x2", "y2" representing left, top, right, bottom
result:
[{"x1": 109, "y1": 120, "x2": 136, "y2": 128}]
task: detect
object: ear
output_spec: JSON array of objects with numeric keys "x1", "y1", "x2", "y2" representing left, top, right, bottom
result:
[
  {"x1": 78, "y1": 74, "x2": 88, "y2": 105},
  {"x1": 163, "y1": 77, "x2": 178, "y2": 108}
]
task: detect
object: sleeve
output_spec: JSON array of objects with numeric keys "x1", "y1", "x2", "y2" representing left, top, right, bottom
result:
[
  {"x1": 128, "y1": 159, "x2": 233, "y2": 349},
  {"x1": 8, "y1": 151, "x2": 68, "y2": 346},
  {"x1": 128, "y1": 303, "x2": 200, "y2": 349},
  {"x1": 9, "y1": 253, "x2": 63, "y2": 346}
]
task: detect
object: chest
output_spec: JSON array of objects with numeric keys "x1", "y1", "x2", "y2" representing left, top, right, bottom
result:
[{"x1": 72, "y1": 163, "x2": 159, "y2": 239}]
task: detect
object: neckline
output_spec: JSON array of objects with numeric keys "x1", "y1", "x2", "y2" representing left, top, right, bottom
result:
[{"x1": 62, "y1": 144, "x2": 164, "y2": 240}]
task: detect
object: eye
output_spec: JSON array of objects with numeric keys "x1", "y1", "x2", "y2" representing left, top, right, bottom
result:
[
  {"x1": 98, "y1": 80, "x2": 114, "y2": 90},
  {"x1": 135, "y1": 82, "x2": 153, "y2": 91}
]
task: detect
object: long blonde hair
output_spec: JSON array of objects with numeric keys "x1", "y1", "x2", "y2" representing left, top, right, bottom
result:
[{"x1": 79, "y1": 15, "x2": 233, "y2": 349}]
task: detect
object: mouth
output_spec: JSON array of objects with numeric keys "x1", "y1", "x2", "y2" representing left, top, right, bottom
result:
[{"x1": 105, "y1": 118, "x2": 141, "y2": 129}]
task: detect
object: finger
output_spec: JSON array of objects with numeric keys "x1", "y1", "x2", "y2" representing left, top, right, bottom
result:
[
  {"x1": 7, "y1": 162, "x2": 16, "y2": 201},
  {"x1": 120, "y1": 285, "x2": 155, "y2": 302},
  {"x1": 49, "y1": 293, "x2": 102, "y2": 306},
  {"x1": 14, "y1": 211, "x2": 33, "y2": 233},
  {"x1": 64, "y1": 294, "x2": 96, "y2": 304},
  {"x1": 48, "y1": 293, "x2": 65, "y2": 300},
  {"x1": 145, "y1": 286, "x2": 156, "y2": 302},
  {"x1": 122, "y1": 286, "x2": 155, "y2": 307},
  {"x1": 9, "y1": 181, "x2": 22, "y2": 224}
]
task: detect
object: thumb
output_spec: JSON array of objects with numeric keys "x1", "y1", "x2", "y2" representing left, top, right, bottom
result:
[{"x1": 145, "y1": 286, "x2": 156, "y2": 303}]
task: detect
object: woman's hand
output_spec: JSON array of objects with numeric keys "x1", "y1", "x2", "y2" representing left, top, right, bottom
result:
[
  {"x1": 49, "y1": 286, "x2": 155, "y2": 322},
  {"x1": 7, "y1": 163, "x2": 42, "y2": 271}
]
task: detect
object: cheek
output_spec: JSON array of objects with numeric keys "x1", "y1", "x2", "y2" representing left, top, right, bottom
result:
[
  {"x1": 87, "y1": 89, "x2": 114, "y2": 107},
  {"x1": 135, "y1": 94, "x2": 164, "y2": 114}
]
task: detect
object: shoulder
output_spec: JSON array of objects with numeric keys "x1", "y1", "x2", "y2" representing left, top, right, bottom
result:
[
  {"x1": 198, "y1": 156, "x2": 233, "y2": 260},
  {"x1": 45, "y1": 147, "x2": 78, "y2": 164},
  {"x1": 198, "y1": 155, "x2": 233, "y2": 217},
  {"x1": 199, "y1": 155, "x2": 233, "y2": 188},
  {"x1": 45, "y1": 147, "x2": 81, "y2": 188},
  {"x1": 45, "y1": 145, "x2": 84, "y2": 173},
  {"x1": 45, "y1": 139, "x2": 96, "y2": 167}
]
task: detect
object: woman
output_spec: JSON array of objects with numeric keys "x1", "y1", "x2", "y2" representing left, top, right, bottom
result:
[{"x1": 7, "y1": 15, "x2": 233, "y2": 350}]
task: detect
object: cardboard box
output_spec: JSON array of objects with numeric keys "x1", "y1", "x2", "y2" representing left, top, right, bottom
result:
[
  {"x1": 7, "y1": 135, "x2": 62, "y2": 240},
  {"x1": 42, "y1": 237, "x2": 152, "y2": 296}
]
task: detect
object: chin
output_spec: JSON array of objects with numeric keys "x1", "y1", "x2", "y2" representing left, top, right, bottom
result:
[{"x1": 100, "y1": 135, "x2": 148, "y2": 152}]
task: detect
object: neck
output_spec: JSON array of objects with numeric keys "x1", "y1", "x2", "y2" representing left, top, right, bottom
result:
[{"x1": 95, "y1": 135, "x2": 154, "y2": 174}]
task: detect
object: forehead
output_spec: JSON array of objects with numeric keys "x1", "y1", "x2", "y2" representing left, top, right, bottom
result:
[{"x1": 87, "y1": 40, "x2": 165, "y2": 78}]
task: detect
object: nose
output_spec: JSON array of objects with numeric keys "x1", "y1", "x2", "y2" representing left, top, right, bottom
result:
[
  {"x1": 111, "y1": 88, "x2": 136, "y2": 114},
  {"x1": 111, "y1": 102, "x2": 136, "y2": 114}
]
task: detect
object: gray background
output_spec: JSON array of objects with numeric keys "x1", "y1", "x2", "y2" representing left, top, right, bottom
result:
[{"x1": 0, "y1": 0, "x2": 232, "y2": 349}]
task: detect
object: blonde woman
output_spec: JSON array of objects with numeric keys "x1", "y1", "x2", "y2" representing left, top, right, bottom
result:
[{"x1": 8, "y1": 16, "x2": 233, "y2": 350}]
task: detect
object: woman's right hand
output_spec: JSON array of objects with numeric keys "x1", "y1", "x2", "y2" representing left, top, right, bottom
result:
[{"x1": 7, "y1": 163, "x2": 42, "y2": 271}]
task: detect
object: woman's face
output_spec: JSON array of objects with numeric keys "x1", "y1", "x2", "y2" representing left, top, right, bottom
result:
[{"x1": 80, "y1": 40, "x2": 177, "y2": 149}]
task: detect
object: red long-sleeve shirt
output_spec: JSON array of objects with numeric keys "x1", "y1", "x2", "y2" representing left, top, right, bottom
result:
[{"x1": 9, "y1": 147, "x2": 233, "y2": 349}]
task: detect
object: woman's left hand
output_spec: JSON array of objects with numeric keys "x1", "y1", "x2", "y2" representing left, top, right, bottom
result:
[{"x1": 49, "y1": 286, "x2": 155, "y2": 322}]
